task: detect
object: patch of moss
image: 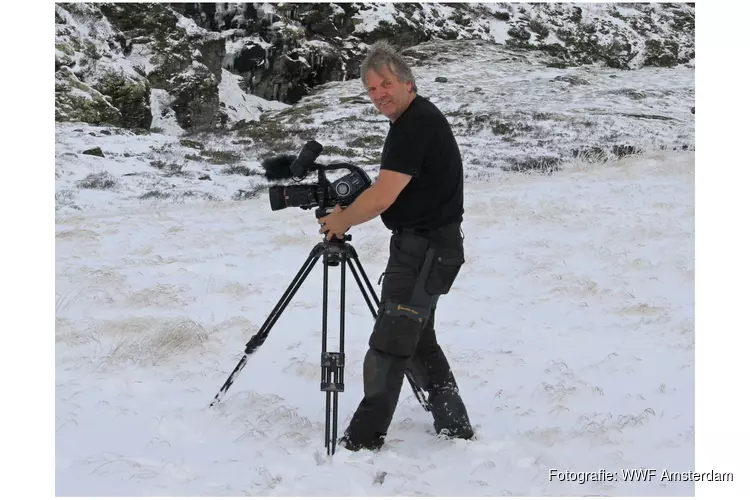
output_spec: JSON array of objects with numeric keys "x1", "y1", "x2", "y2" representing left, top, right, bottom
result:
[
  {"x1": 180, "y1": 138, "x2": 204, "y2": 150},
  {"x1": 528, "y1": 19, "x2": 550, "y2": 40},
  {"x1": 201, "y1": 149, "x2": 243, "y2": 164},
  {"x1": 55, "y1": 68, "x2": 122, "y2": 126},
  {"x1": 323, "y1": 145, "x2": 359, "y2": 158},
  {"x1": 339, "y1": 96, "x2": 370, "y2": 105},
  {"x1": 606, "y1": 88, "x2": 648, "y2": 100},
  {"x1": 643, "y1": 39, "x2": 679, "y2": 67},
  {"x1": 76, "y1": 171, "x2": 118, "y2": 189},
  {"x1": 508, "y1": 26, "x2": 531, "y2": 41},
  {"x1": 278, "y1": 101, "x2": 328, "y2": 119},
  {"x1": 221, "y1": 165, "x2": 253, "y2": 176},
  {"x1": 94, "y1": 70, "x2": 153, "y2": 129},
  {"x1": 99, "y1": 3, "x2": 179, "y2": 35},
  {"x1": 491, "y1": 121, "x2": 533, "y2": 136},
  {"x1": 55, "y1": 42, "x2": 75, "y2": 56},
  {"x1": 346, "y1": 135, "x2": 383, "y2": 149},
  {"x1": 670, "y1": 9, "x2": 695, "y2": 31}
]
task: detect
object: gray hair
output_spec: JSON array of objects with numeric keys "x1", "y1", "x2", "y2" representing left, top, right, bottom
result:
[{"x1": 360, "y1": 40, "x2": 418, "y2": 93}]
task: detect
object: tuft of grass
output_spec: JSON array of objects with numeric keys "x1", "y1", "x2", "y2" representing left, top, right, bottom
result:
[
  {"x1": 150, "y1": 159, "x2": 188, "y2": 177},
  {"x1": 179, "y1": 138, "x2": 204, "y2": 150},
  {"x1": 56, "y1": 189, "x2": 80, "y2": 211},
  {"x1": 201, "y1": 149, "x2": 243, "y2": 165},
  {"x1": 232, "y1": 186, "x2": 265, "y2": 201},
  {"x1": 321, "y1": 145, "x2": 359, "y2": 158},
  {"x1": 506, "y1": 155, "x2": 561, "y2": 173},
  {"x1": 221, "y1": 165, "x2": 252, "y2": 176},
  {"x1": 139, "y1": 190, "x2": 170, "y2": 200},
  {"x1": 76, "y1": 171, "x2": 117, "y2": 190},
  {"x1": 97, "y1": 319, "x2": 208, "y2": 368},
  {"x1": 346, "y1": 135, "x2": 383, "y2": 149}
]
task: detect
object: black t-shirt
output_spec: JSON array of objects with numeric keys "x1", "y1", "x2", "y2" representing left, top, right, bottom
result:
[{"x1": 378, "y1": 94, "x2": 464, "y2": 231}]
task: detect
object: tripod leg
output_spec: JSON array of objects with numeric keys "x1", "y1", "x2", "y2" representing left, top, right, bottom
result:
[
  {"x1": 320, "y1": 252, "x2": 346, "y2": 455},
  {"x1": 210, "y1": 245, "x2": 324, "y2": 407},
  {"x1": 346, "y1": 252, "x2": 432, "y2": 412},
  {"x1": 246, "y1": 246, "x2": 324, "y2": 353},
  {"x1": 332, "y1": 254, "x2": 346, "y2": 454},
  {"x1": 322, "y1": 259, "x2": 331, "y2": 453},
  {"x1": 347, "y1": 252, "x2": 380, "y2": 314}
]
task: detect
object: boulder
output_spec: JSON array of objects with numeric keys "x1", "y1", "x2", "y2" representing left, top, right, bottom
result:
[
  {"x1": 170, "y1": 62, "x2": 221, "y2": 131},
  {"x1": 55, "y1": 67, "x2": 122, "y2": 126},
  {"x1": 81, "y1": 147, "x2": 105, "y2": 157}
]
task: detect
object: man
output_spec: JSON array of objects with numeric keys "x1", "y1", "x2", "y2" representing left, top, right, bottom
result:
[{"x1": 318, "y1": 40, "x2": 474, "y2": 451}]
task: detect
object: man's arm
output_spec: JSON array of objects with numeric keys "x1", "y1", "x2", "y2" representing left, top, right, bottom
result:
[{"x1": 338, "y1": 169, "x2": 411, "y2": 227}]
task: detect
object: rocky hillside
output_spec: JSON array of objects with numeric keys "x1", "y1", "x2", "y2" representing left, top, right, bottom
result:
[
  {"x1": 55, "y1": 2, "x2": 694, "y2": 133},
  {"x1": 55, "y1": 33, "x2": 694, "y2": 214}
]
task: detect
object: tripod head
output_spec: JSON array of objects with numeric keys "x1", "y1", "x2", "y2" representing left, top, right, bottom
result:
[{"x1": 315, "y1": 206, "x2": 352, "y2": 251}]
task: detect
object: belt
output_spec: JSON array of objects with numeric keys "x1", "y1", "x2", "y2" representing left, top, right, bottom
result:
[
  {"x1": 392, "y1": 222, "x2": 462, "y2": 238},
  {"x1": 392, "y1": 227, "x2": 431, "y2": 236}
]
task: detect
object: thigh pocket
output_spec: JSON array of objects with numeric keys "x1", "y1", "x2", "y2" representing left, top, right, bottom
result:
[
  {"x1": 369, "y1": 302, "x2": 429, "y2": 357},
  {"x1": 425, "y1": 248, "x2": 465, "y2": 295}
]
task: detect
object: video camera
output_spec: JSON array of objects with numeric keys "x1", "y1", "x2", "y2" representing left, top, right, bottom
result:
[{"x1": 261, "y1": 140, "x2": 371, "y2": 216}]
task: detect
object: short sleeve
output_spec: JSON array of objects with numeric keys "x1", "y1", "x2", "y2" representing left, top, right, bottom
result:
[{"x1": 380, "y1": 119, "x2": 432, "y2": 178}]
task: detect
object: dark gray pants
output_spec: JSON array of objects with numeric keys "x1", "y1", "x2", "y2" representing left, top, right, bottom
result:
[{"x1": 342, "y1": 223, "x2": 473, "y2": 450}]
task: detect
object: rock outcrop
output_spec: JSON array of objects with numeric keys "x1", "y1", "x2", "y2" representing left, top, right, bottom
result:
[{"x1": 55, "y1": 2, "x2": 695, "y2": 132}]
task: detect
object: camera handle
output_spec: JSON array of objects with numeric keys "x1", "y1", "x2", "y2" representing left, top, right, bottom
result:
[{"x1": 209, "y1": 234, "x2": 431, "y2": 455}]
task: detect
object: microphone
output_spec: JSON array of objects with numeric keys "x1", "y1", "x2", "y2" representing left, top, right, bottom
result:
[
  {"x1": 260, "y1": 154, "x2": 297, "y2": 180},
  {"x1": 289, "y1": 140, "x2": 323, "y2": 178},
  {"x1": 260, "y1": 141, "x2": 324, "y2": 180}
]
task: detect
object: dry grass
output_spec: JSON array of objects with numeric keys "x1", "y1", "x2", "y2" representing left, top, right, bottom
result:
[
  {"x1": 56, "y1": 228, "x2": 99, "y2": 241},
  {"x1": 93, "y1": 318, "x2": 208, "y2": 368},
  {"x1": 126, "y1": 284, "x2": 193, "y2": 309}
]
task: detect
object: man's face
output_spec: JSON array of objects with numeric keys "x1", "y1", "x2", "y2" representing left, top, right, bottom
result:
[{"x1": 364, "y1": 65, "x2": 414, "y2": 122}]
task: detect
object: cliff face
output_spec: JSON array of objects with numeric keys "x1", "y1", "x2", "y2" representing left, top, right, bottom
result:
[{"x1": 55, "y1": 3, "x2": 694, "y2": 133}]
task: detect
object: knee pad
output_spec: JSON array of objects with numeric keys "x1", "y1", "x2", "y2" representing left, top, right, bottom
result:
[
  {"x1": 362, "y1": 349, "x2": 392, "y2": 398},
  {"x1": 362, "y1": 348, "x2": 411, "y2": 398}
]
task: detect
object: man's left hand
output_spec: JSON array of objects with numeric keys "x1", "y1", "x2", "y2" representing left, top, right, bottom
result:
[{"x1": 318, "y1": 204, "x2": 350, "y2": 240}]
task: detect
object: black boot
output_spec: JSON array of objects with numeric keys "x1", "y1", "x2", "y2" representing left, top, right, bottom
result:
[
  {"x1": 338, "y1": 429, "x2": 385, "y2": 452},
  {"x1": 429, "y1": 385, "x2": 474, "y2": 440}
]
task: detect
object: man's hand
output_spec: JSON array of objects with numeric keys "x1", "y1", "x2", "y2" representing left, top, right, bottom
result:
[
  {"x1": 316, "y1": 170, "x2": 411, "y2": 240},
  {"x1": 318, "y1": 205, "x2": 350, "y2": 240}
]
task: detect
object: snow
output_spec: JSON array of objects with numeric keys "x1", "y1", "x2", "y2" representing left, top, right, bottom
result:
[
  {"x1": 218, "y1": 68, "x2": 289, "y2": 124},
  {"x1": 177, "y1": 14, "x2": 209, "y2": 37},
  {"x1": 488, "y1": 18, "x2": 511, "y2": 44},
  {"x1": 56, "y1": 144, "x2": 695, "y2": 495},
  {"x1": 352, "y1": 3, "x2": 402, "y2": 34},
  {"x1": 149, "y1": 89, "x2": 184, "y2": 136}
]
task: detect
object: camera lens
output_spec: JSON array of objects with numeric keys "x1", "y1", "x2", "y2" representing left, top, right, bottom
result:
[{"x1": 268, "y1": 186, "x2": 287, "y2": 211}]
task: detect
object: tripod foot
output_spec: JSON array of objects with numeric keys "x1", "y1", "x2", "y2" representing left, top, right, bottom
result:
[{"x1": 321, "y1": 351, "x2": 345, "y2": 455}]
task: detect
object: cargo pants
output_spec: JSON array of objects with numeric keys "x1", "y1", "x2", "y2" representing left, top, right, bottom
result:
[{"x1": 341, "y1": 222, "x2": 474, "y2": 451}]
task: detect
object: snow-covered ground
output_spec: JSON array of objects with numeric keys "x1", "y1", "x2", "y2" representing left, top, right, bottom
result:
[
  {"x1": 55, "y1": 144, "x2": 695, "y2": 495},
  {"x1": 50, "y1": 20, "x2": 703, "y2": 496}
]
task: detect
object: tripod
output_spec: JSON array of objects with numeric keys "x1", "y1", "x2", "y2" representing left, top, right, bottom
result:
[{"x1": 209, "y1": 230, "x2": 431, "y2": 455}]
